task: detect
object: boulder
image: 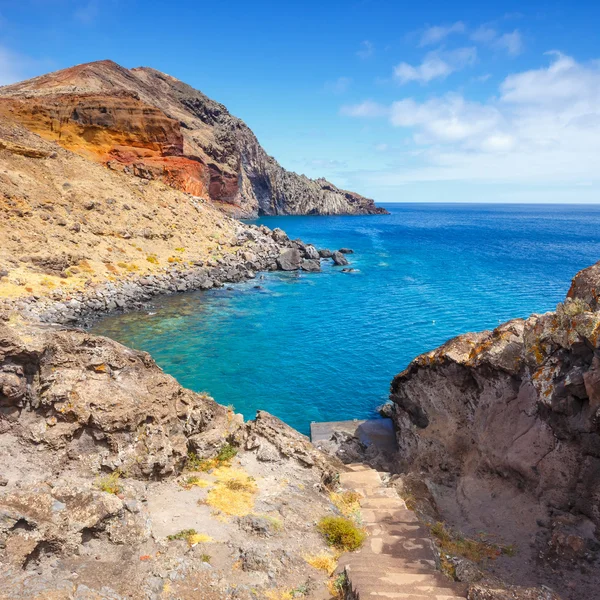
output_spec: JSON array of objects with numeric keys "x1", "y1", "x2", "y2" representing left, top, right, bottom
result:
[
  {"x1": 318, "y1": 249, "x2": 333, "y2": 258},
  {"x1": 303, "y1": 245, "x2": 320, "y2": 260},
  {"x1": 339, "y1": 248, "x2": 354, "y2": 254},
  {"x1": 276, "y1": 248, "x2": 302, "y2": 271},
  {"x1": 332, "y1": 251, "x2": 349, "y2": 266},
  {"x1": 300, "y1": 259, "x2": 321, "y2": 272}
]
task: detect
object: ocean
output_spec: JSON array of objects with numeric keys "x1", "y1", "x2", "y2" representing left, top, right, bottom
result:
[{"x1": 91, "y1": 203, "x2": 600, "y2": 434}]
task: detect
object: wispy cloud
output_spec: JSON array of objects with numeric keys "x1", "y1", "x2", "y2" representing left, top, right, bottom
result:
[
  {"x1": 356, "y1": 40, "x2": 374, "y2": 59},
  {"x1": 419, "y1": 21, "x2": 466, "y2": 46},
  {"x1": 471, "y1": 26, "x2": 524, "y2": 56},
  {"x1": 340, "y1": 100, "x2": 388, "y2": 118},
  {"x1": 341, "y1": 54, "x2": 600, "y2": 185},
  {"x1": 324, "y1": 76, "x2": 352, "y2": 94},
  {"x1": 393, "y1": 47, "x2": 477, "y2": 84}
]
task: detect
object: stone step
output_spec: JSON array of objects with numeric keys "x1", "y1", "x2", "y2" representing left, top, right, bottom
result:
[
  {"x1": 361, "y1": 508, "x2": 420, "y2": 524},
  {"x1": 365, "y1": 522, "x2": 427, "y2": 537},
  {"x1": 340, "y1": 470, "x2": 382, "y2": 488},
  {"x1": 346, "y1": 463, "x2": 372, "y2": 472},
  {"x1": 347, "y1": 576, "x2": 463, "y2": 597},
  {"x1": 360, "y1": 497, "x2": 407, "y2": 510},
  {"x1": 359, "y1": 487, "x2": 399, "y2": 499}
]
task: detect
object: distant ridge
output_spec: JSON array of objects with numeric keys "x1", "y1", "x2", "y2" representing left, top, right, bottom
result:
[{"x1": 0, "y1": 60, "x2": 388, "y2": 217}]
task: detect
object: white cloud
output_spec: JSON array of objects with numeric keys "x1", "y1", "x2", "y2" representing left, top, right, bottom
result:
[
  {"x1": 324, "y1": 76, "x2": 352, "y2": 94},
  {"x1": 357, "y1": 40, "x2": 374, "y2": 59},
  {"x1": 340, "y1": 100, "x2": 388, "y2": 118},
  {"x1": 495, "y1": 30, "x2": 524, "y2": 56},
  {"x1": 393, "y1": 47, "x2": 477, "y2": 84},
  {"x1": 342, "y1": 54, "x2": 600, "y2": 185},
  {"x1": 419, "y1": 22, "x2": 466, "y2": 46},
  {"x1": 471, "y1": 26, "x2": 524, "y2": 56}
]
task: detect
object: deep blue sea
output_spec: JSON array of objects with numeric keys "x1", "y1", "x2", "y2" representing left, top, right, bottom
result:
[{"x1": 92, "y1": 204, "x2": 600, "y2": 434}]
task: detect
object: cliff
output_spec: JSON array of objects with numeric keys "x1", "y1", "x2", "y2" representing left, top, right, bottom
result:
[
  {"x1": 389, "y1": 261, "x2": 600, "y2": 599},
  {"x1": 0, "y1": 60, "x2": 387, "y2": 217},
  {"x1": 0, "y1": 115, "x2": 351, "y2": 319},
  {"x1": 0, "y1": 320, "x2": 345, "y2": 599}
]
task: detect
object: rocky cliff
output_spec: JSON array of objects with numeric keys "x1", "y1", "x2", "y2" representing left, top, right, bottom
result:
[
  {"x1": 0, "y1": 320, "x2": 344, "y2": 599},
  {"x1": 389, "y1": 262, "x2": 600, "y2": 599},
  {"x1": 0, "y1": 60, "x2": 387, "y2": 217}
]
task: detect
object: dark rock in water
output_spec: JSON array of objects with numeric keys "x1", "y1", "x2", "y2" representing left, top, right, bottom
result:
[
  {"x1": 318, "y1": 249, "x2": 332, "y2": 258},
  {"x1": 339, "y1": 248, "x2": 354, "y2": 254},
  {"x1": 341, "y1": 268, "x2": 356, "y2": 273},
  {"x1": 276, "y1": 248, "x2": 302, "y2": 271},
  {"x1": 300, "y1": 259, "x2": 321, "y2": 272},
  {"x1": 377, "y1": 403, "x2": 395, "y2": 418},
  {"x1": 253, "y1": 285, "x2": 262, "y2": 289},
  {"x1": 303, "y1": 245, "x2": 320, "y2": 260},
  {"x1": 332, "y1": 251, "x2": 349, "y2": 266}
]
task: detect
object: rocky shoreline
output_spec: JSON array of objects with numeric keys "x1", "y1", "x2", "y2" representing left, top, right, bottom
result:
[{"x1": 0, "y1": 222, "x2": 352, "y2": 327}]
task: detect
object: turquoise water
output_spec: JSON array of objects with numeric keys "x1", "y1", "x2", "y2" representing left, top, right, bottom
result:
[{"x1": 92, "y1": 204, "x2": 600, "y2": 434}]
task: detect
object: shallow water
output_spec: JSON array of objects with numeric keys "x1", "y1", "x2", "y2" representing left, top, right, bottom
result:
[{"x1": 92, "y1": 203, "x2": 600, "y2": 434}]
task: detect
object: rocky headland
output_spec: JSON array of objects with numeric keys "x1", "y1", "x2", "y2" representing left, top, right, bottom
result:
[
  {"x1": 387, "y1": 261, "x2": 600, "y2": 600},
  {"x1": 0, "y1": 60, "x2": 387, "y2": 218}
]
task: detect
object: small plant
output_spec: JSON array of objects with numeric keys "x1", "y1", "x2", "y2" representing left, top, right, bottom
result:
[
  {"x1": 429, "y1": 521, "x2": 515, "y2": 564},
  {"x1": 180, "y1": 475, "x2": 211, "y2": 490},
  {"x1": 327, "y1": 572, "x2": 347, "y2": 598},
  {"x1": 304, "y1": 551, "x2": 337, "y2": 575},
  {"x1": 317, "y1": 516, "x2": 366, "y2": 551},
  {"x1": 216, "y1": 443, "x2": 238, "y2": 462},
  {"x1": 330, "y1": 490, "x2": 362, "y2": 518},
  {"x1": 167, "y1": 529, "x2": 213, "y2": 546},
  {"x1": 167, "y1": 528, "x2": 197, "y2": 541},
  {"x1": 146, "y1": 254, "x2": 159, "y2": 264},
  {"x1": 186, "y1": 444, "x2": 238, "y2": 473},
  {"x1": 200, "y1": 553, "x2": 211, "y2": 563},
  {"x1": 96, "y1": 470, "x2": 122, "y2": 495}
]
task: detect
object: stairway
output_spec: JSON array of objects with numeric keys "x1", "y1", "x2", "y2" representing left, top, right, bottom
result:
[{"x1": 337, "y1": 464, "x2": 467, "y2": 600}]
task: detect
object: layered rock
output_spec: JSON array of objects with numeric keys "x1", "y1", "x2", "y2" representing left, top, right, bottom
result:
[
  {"x1": 0, "y1": 60, "x2": 387, "y2": 217},
  {"x1": 389, "y1": 261, "x2": 600, "y2": 599}
]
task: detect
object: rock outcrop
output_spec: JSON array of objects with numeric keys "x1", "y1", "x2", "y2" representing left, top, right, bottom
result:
[
  {"x1": 0, "y1": 321, "x2": 343, "y2": 599},
  {"x1": 389, "y1": 261, "x2": 600, "y2": 600},
  {"x1": 0, "y1": 60, "x2": 387, "y2": 217}
]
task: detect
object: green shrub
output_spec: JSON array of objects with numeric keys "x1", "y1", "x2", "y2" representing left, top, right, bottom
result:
[{"x1": 317, "y1": 516, "x2": 366, "y2": 551}]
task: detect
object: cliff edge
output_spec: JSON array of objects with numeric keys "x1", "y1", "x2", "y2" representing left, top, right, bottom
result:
[
  {"x1": 389, "y1": 261, "x2": 600, "y2": 599},
  {"x1": 0, "y1": 60, "x2": 387, "y2": 217}
]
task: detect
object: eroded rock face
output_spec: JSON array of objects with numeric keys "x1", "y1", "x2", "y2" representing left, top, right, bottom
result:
[
  {"x1": 0, "y1": 321, "x2": 233, "y2": 479},
  {"x1": 0, "y1": 60, "x2": 388, "y2": 217},
  {"x1": 390, "y1": 260, "x2": 600, "y2": 599}
]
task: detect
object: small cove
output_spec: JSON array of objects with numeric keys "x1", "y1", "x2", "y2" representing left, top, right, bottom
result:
[{"x1": 92, "y1": 203, "x2": 600, "y2": 434}]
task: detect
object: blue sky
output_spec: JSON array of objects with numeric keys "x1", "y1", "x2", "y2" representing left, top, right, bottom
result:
[{"x1": 1, "y1": 0, "x2": 600, "y2": 203}]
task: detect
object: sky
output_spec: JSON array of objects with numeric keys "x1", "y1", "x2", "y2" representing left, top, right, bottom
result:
[{"x1": 1, "y1": 0, "x2": 600, "y2": 203}]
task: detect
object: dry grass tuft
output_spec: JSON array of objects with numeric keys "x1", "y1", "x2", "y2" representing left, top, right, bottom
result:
[
  {"x1": 203, "y1": 466, "x2": 257, "y2": 517},
  {"x1": 167, "y1": 529, "x2": 213, "y2": 546},
  {"x1": 180, "y1": 475, "x2": 211, "y2": 490},
  {"x1": 304, "y1": 551, "x2": 338, "y2": 575},
  {"x1": 95, "y1": 471, "x2": 122, "y2": 495},
  {"x1": 330, "y1": 490, "x2": 362, "y2": 518},
  {"x1": 429, "y1": 521, "x2": 515, "y2": 567}
]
